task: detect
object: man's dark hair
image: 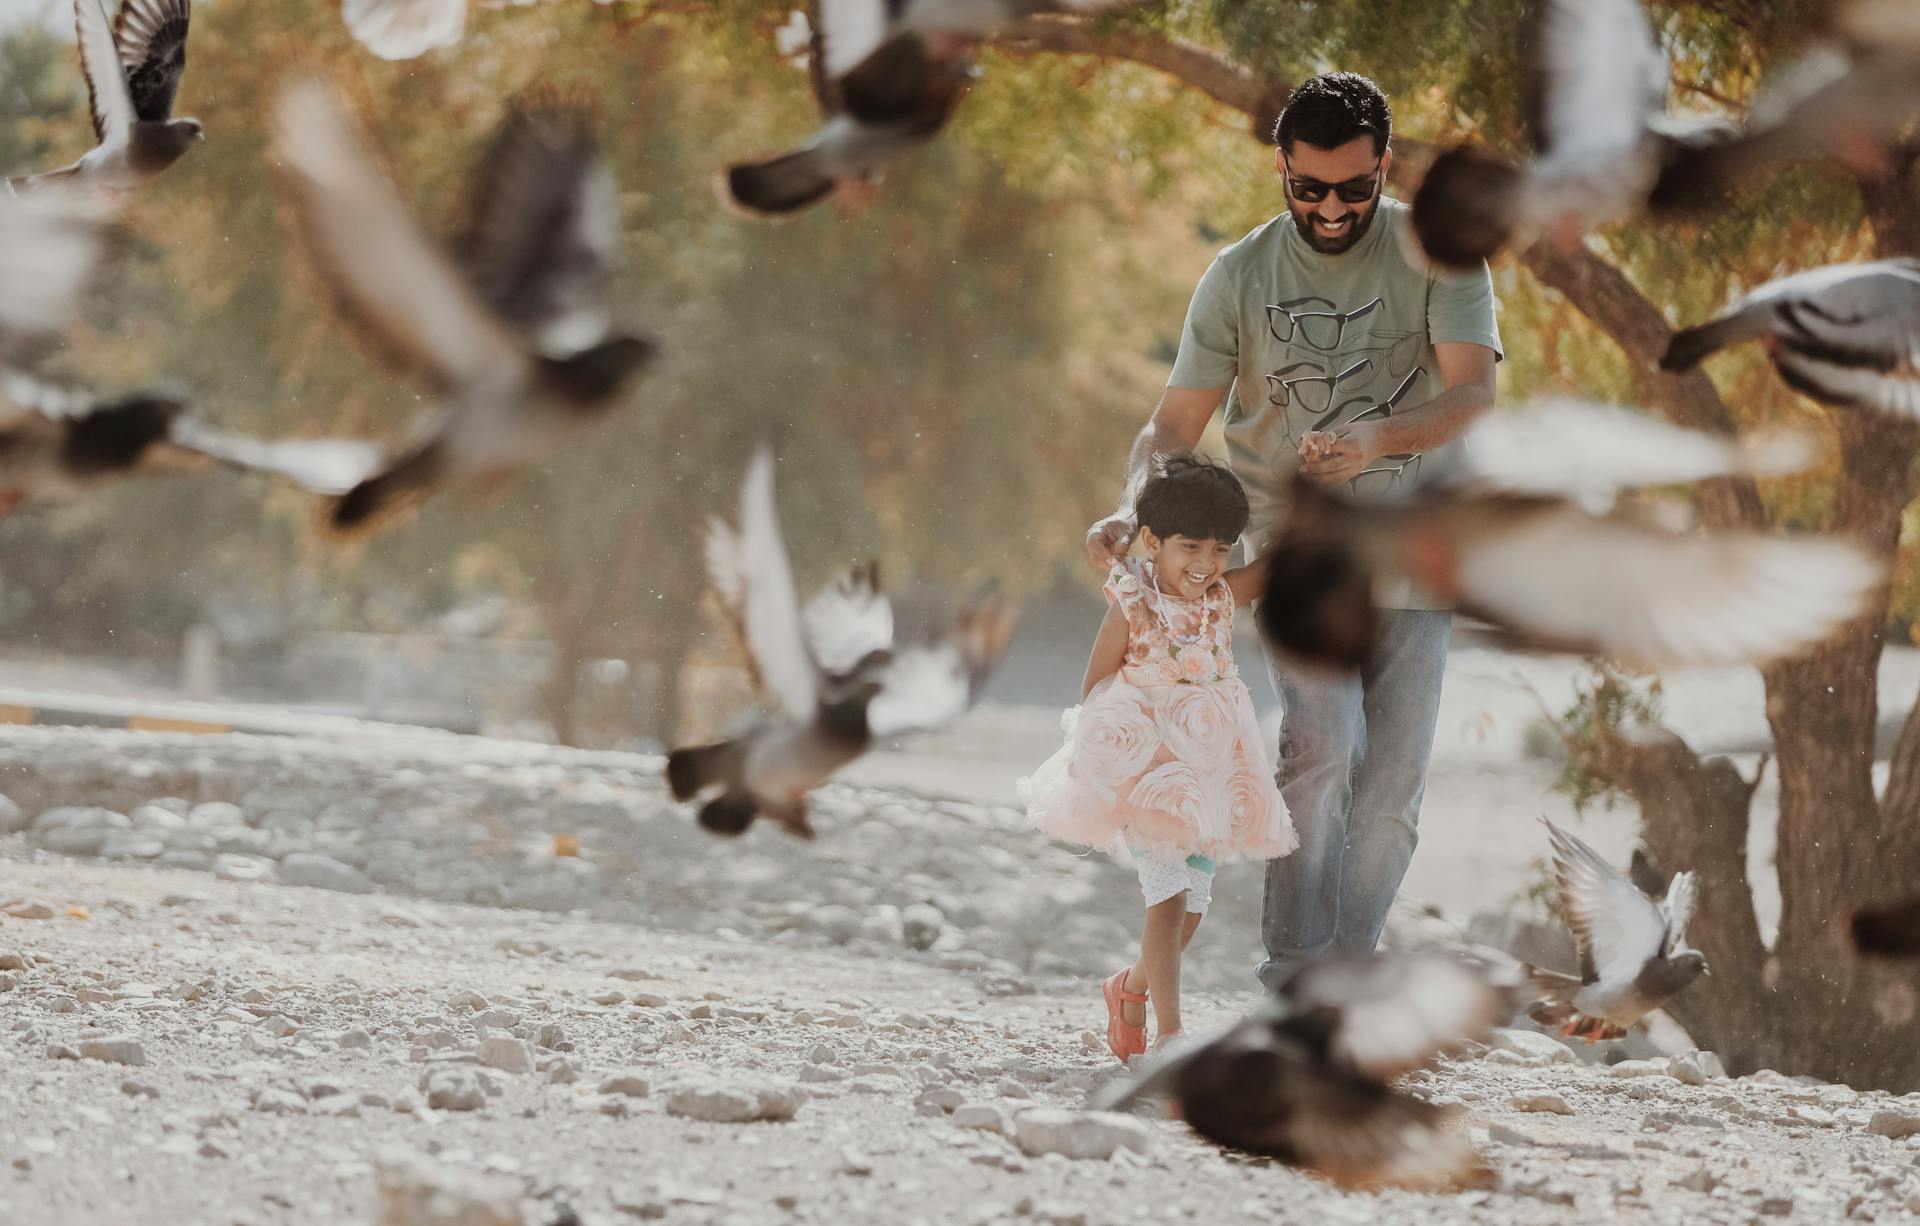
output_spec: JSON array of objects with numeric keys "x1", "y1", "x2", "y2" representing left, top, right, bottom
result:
[
  {"x1": 1135, "y1": 452, "x2": 1251, "y2": 545},
  {"x1": 1272, "y1": 72, "x2": 1392, "y2": 157}
]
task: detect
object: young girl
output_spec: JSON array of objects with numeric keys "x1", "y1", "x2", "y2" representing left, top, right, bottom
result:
[{"x1": 1023, "y1": 453, "x2": 1295, "y2": 1061}]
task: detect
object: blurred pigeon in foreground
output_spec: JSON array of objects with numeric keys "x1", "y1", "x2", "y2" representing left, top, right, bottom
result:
[
  {"x1": 1257, "y1": 403, "x2": 1881, "y2": 673},
  {"x1": 0, "y1": 370, "x2": 385, "y2": 511},
  {"x1": 666, "y1": 447, "x2": 1017, "y2": 838},
  {"x1": 1850, "y1": 897, "x2": 1920, "y2": 957},
  {"x1": 724, "y1": 0, "x2": 1133, "y2": 216},
  {"x1": 0, "y1": 187, "x2": 116, "y2": 355},
  {"x1": 1095, "y1": 953, "x2": 1503, "y2": 1191},
  {"x1": 1526, "y1": 820, "x2": 1706, "y2": 1042},
  {"x1": 340, "y1": 0, "x2": 467, "y2": 61},
  {"x1": 9, "y1": 0, "x2": 201, "y2": 198},
  {"x1": 268, "y1": 80, "x2": 654, "y2": 535},
  {"x1": 1661, "y1": 259, "x2": 1920, "y2": 419},
  {"x1": 1409, "y1": 0, "x2": 1920, "y2": 269}
]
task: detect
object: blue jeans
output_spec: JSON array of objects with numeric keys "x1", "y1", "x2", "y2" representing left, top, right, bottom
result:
[{"x1": 1256, "y1": 609, "x2": 1451, "y2": 990}]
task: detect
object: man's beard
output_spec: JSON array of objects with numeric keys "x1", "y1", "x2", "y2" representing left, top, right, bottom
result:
[{"x1": 1290, "y1": 198, "x2": 1380, "y2": 254}]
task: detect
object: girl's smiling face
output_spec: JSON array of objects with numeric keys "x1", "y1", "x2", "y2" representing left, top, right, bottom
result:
[{"x1": 1139, "y1": 528, "x2": 1233, "y2": 599}]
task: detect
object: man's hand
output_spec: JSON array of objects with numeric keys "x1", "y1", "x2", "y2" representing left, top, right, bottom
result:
[
  {"x1": 1300, "y1": 420, "x2": 1384, "y2": 485},
  {"x1": 1086, "y1": 511, "x2": 1137, "y2": 570}
]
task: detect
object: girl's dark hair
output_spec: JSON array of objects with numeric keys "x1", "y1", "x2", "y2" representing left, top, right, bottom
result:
[
  {"x1": 1134, "y1": 452, "x2": 1251, "y2": 545},
  {"x1": 1272, "y1": 71, "x2": 1392, "y2": 157}
]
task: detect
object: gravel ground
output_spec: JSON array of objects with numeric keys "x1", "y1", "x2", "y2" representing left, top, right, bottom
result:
[{"x1": 3, "y1": 727, "x2": 1920, "y2": 1224}]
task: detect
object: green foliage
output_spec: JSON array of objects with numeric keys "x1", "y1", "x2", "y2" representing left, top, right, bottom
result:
[{"x1": 1552, "y1": 666, "x2": 1664, "y2": 815}]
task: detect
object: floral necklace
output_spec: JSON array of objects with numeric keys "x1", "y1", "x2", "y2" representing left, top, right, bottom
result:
[{"x1": 1147, "y1": 564, "x2": 1216, "y2": 649}]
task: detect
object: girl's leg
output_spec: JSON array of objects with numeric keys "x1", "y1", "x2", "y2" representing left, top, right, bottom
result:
[
  {"x1": 1179, "y1": 910, "x2": 1203, "y2": 951},
  {"x1": 1138, "y1": 893, "x2": 1188, "y2": 1038}
]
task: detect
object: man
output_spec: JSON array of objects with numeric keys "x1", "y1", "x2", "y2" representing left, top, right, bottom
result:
[{"x1": 1085, "y1": 72, "x2": 1502, "y2": 988}]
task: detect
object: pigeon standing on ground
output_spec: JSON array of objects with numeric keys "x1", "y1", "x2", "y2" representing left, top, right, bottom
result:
[
  {"x1": 1660, "y1": 259, "x2": 1920, "y2": 419},
  {"x1": 266, "y1": 80, "x2": 655, "y2": 535},
  {"x1": 666, "y1": 447, "x2": 1017, "y2": 838},
  {"x1": 1256, "y1": 401, "x2": 1882, "y2": 673},
  {"x1": 1526, "y1": 820, "x2": 1707, "y2": 1042},
  {"x1": 1094, "y1": 953, "x2": 1504, "y2": 1191},
  {"x1": 9, "y1": 0, "x2": 202, "y2": 198},
  {"x1": 724, "y1": 0, "x2": 1133, "y2": 216},
  {"x1": 1409, "y1": 0, "x2": 1920, "y2": 269}
]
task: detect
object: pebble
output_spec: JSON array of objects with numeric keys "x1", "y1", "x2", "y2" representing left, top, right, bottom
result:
[
  {"x1": 1868, "y1": 1109, "x2": 1920, "y2": 1139},
  {"x1": 120, "y1": 1078, "x2": 160, "y2": 1099},
  {"x1": 1486, "y1": 1028, "x2": 1575, "y2": 1065},
  {"x1": 1677, "y1": 1166, "x2": 1719, "y2": 1193},
  {"x1": 279, "y1": 853, "x2": 375, "y2": 894},
  {"x1": 374, "y1": 1147, "x2": 524, "y2": 1226},
  {"x1": 337, "y1": 1028, "x2": 373, "y2": 1051},
  {"x1": 1, "y1": 899, "x2": 55, "y2": 920},
  {"x1": 421, "y1": 1067, "x2": 487, "y2": 1112},
  {"x1": 1012, "y1": 1110, "x2": 1153, "y2": 1160},
  {"x1": 545, "y1": 1058, "x2": 579, "y2": 1085},
  {"x1": 477, "y1": 1037, "x2": 533, "y2": 1075},
  {"x1": 664, "y1": 1079, "x2": 804, "y2": 1124},
  {"x1": 1607, "y1": 1059, "x2": 1674, "y2": 1079},
  {"x1": 1666, "y1": 1050, "x2": 1727, "y2": 1086},
  {"x1": 1511, "y1": 1092, "x2": 1576, "y2": 1115},
  {"x1": 597, "y1": 1071, "x2": 651, "y2": 1098},
  {"x1": 79, "y1": 1035, "x2": 146, "y2": 1066},
  {"x1": 951, "y1": 1104, "x2": 1008, "y2": 1133},
  {"x1": 900, "y1": 903, "x2": 945, "y2": 951},
  {"x1": 252, "y1": 1088, "x2": 307, "y2": 1115}
]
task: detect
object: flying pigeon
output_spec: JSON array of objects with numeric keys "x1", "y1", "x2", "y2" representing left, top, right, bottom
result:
[
  {"x1": 1660, "y1": 259, "x2": 1920, "y2": 419},
  {"x1": 8, "y1": 0, "x2": 202, "y2": 198},
  {"x1": 1094, "y1": 953, "x2": 1504, "y2": 1191},
  {"x1": 0, "y1": 369, "x2": 385, "y2": 511},
  {"x1": 724, "y1": 0, "x2": 1133, "y2": 216},
  {"x1": 1849, "y1": 897, "x2": 1920, "y2": 957},
  {"x1": 266, "y1": 79, "x2": 655, "y2": 535},
  {"x1": 1525, "y1": 820, "x2": 1707, "y2": 1042},
  {"x1": 666, "y1": 447, "x2": 1017, "y2": 838},
  {"x1": 1256, "y1": 403, "x2": 1882, "y2": 673},
  {"x1": 1409, "y1": 0, "x2": 1920, "y2": 269},
  {"x1": 340, "y1": 0, "x2": 467, "y2": 61},
  {"x1": 0, "y1": 186, "x2": 116, "y2": 357}
]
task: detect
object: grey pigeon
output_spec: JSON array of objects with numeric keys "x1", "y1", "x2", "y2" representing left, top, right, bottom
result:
[
  {"x1": 666, "y1": 447, "x2": 1017, "y2": 838},
  {"x1": 1661, "y1": 259, "x2": 1920, "y2": 419},
  {"x1": 1256, "y1": 401, "x2": 1880, "y2": 673},
  {"x1": 1526, "y1": 820, "x2": 1706, "y2": 1042},
  {"x1": 724, "y1": 0, "x2": 1132, "y2": 215},
  {"x1": 9, "y1": 0, "x2": 201, "y2": 198},
  {"x1": 340, "y1": 0, "x2": 467, "y2": 61},
  {"x1": 1410, "y1": 0, "x2": 1920, "y2": 269},
  {"x1": 0, "y1": 369, "x2": 384, "y2": 511},
  {"x1": 1095, "y1": 953, "x2": 1503, "y2": 1191},
  {"x1": 267, "y1": 80, "x2": 654, "y2": 535}
]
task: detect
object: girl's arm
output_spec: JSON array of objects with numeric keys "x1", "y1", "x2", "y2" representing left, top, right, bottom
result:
[
  {"x1": 1224, "y1": 553, "x2": 1271, "y2": 608},
  {"x1": 1082, "y1": 603, "x2": 1129, "y2": 699}
]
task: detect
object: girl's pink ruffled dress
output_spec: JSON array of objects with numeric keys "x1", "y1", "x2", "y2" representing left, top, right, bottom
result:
[{"x1": 1021, "y1": 558, "x2": 1296, "y2": 863}]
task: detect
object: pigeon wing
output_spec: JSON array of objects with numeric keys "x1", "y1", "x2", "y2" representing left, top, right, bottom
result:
[
  {"x1": 1460, "y1": 398, "x2": 1814, "y2": 512},
  {"x1": 1533, "y1": 0, "x2": 1667, "y2": 162},
  {"x1": 163, "y1": 420, "x2": 388, "y2": 495},
  {"x1": 1280, "y1": 953, "x2": 1504, "y2": 1081},
  {"x1": 803, "y1": 563, "x2": 895, "y2": 683},
  {"x1": 459, "y1": 94, "x2": 620, "y2": 355},
  {"x1": 814, "y1": 0, "x2": 892, "y2": 82},
  {"x1": 75, "y1": 0, "x2": 135, "y2": 142},
  {"x1": 1773, "y1": 261, "x2": 1920, "y2": 371},
  {"x1": 0, "y1": 188, "x2": 110, "y2": 349},
  {"x1": 1451, "y1": 502, "x2": 1884, "y2": 670},
  {"x1": 1660, "y1": 870, "x2": 1697, "y2": 954},
  {"x1": 864, "y1": 586, "x2": 1015, "y2": 738},
  {"x1": 113, "y1": 0, "x2": 188, "y2": 122},
  {"x1": 340, "y1": 0, "x2": 466, "y2": 61},
  {"x1": 1545, "y1": 820, "x2": 1668, "y2": 986},
  {"x1": 268, "y1": 78, "x2": 526, "y2": 396},
  {"x1": 703, "y1": 448, "x2": 819, "y2": 722}
]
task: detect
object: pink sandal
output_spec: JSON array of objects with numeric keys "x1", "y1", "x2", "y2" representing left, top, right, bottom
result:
[{"x1": 1102, "y1": 968, "x2": 1148, "y2": 1063}]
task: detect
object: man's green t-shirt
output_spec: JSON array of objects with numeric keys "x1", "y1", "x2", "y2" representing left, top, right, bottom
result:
[{"x1": 1168, "y1": 197, "x2": 1502, "y2": 609}]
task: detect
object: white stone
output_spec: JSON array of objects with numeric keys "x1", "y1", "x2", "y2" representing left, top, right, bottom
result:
[
  {"x1": 901, "y1": 903, "x2": 946, "y2": 951},
  {"x1": 1013, "y1": 1109, "x2": 1153, "y2": 1160},
  {"x1": 279, "y1": 853, "x2": 374, "y2": 894},
  {"x1": 374, "y1": 1147, "x2": 525, "y2": 1226},
  {"x1": 1868, "y1": 1108, "x2": 1920, "y2": 1139},
  {"x1": 951, "y1": 1104, "x2": 1008, "y2": 1133},
  {"x1": 597, "y1": 1071, "x2": 651, "y2": 1098},
  {"x1": 477, "y1": 1037, "x2": 533, "y2": 1075},
  {"x1": 1486, "y1": 1028, "x2": 1576, "y2": 1066},
  {"x1": 421, "y1": 1067, "x2": 486, "y2": 1112},
  {"x1": 78, "y1": 1035, "x2": 146, "y2": 1066},
  {"x1": 1510, "y1": 1092, "x2": 1576, "y2": 1115},
  {"x1": 664, "y1": 1079, "x2": 804, "y2": 1123},
  {"x1": 1666, "y1": 1051, "x2": 1727, "y2": 1086}
]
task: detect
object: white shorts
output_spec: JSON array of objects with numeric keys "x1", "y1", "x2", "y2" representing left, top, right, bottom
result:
[{"x1": 1134, "y1": 852, "x2": 1215, "y2": 914}]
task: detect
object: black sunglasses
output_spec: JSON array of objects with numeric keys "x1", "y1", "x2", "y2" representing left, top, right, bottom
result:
[{"x1": 1284, "y1": 161, "x2": 1383, "y2": 205}]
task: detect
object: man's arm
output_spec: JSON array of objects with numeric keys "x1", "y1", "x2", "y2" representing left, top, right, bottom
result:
[
  {"x1": 1085, "y1": 384, "x2": 1227, "y2": 568},
  {"x1": 1300, "y1": 341, "x2": 1498, "y2": 485}
]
